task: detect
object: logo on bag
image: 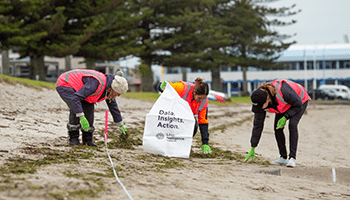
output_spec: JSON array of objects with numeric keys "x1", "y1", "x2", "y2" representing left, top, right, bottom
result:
[{"x1": 156, "y1": 132, "x2": 164, "y2": 140}]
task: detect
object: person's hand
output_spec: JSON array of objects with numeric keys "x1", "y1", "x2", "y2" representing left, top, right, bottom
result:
[
  {"x1": 80, "y1": 116, "x2": 89, "y2": 131},
  {"x1": 276, "y1": 116, "x2": 287, "y2": 129},
  {"x1": 120, "y1": 125, "x2": 127, "y2": 134},
  {"x1": 160, "y1": 80, "x2": 167, "y2": 91},
  {"x1": 201, "y1": 144, "x2": 212, "y2": 154},
  {"x1": 245, "y1": 147, "x2": 255, "y2": 162}
]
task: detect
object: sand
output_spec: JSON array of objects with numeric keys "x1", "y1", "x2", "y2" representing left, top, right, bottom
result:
[{"x1": 0, "y1": 82, "x2": 350, "y2": 200}]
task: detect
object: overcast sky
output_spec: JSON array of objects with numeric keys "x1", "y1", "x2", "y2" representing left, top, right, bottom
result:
[{"x1": 268, "y1": 0, "x2": 350, "y2": 45}]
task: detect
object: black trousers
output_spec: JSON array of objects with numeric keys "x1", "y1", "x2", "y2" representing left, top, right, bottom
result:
[
  {"x1": 274, "y1": 101, "x2": 308, "y2": 160},
  {"x1": 59, "y1": 96, "x2": 95, "y2": 128}
]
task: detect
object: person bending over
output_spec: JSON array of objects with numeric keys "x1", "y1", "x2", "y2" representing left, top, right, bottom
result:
[
  {"x1": 245, "y1": 79, "x2": 310, "y2": 167},
  {"x1": 56, "y1": 69, "x2": 128, "y2": 146},
  {"x1": 158, "y1": 78, "x2": 212, "y2": 154}
]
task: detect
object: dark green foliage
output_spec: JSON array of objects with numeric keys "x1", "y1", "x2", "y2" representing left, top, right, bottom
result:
[
  {"x1": 222, "y1": 0, "x2": 300, "y2": 95},
  {"x1": 0, "y1": 0, "x2": 299, "y2": 88}
]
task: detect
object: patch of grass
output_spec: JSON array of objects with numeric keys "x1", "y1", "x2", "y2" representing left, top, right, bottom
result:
[
  {"x1": 96, "y1": 127, "x2": 143, "y2": 149},
  {"x1": 123, "y1": 92, "x2": 160, "y2": 102},
  {"x1": 0, "y1": 185, "x2": 15, "y2": 192},
  {"x1": 190, "y1": 147, "x2": 245, "y2": 160},
  {"x1": 48, "y1": 193, "x2": 65, "y2": 200},
  {"x1": 153, "y1": 159, "x2": 185, "y2": 170},
  {"x1": 0, "y1": 148, "x2": 95, "y2": 175},
  {"x1": 0, "y1": 74, "x2": 55, "y2": 90},
  {"x1": 68, "y1": 176, "x2": 107, "y2": 198},
  {"x1": 135, "y1": 155, "x2": 186, "y2": 173}
]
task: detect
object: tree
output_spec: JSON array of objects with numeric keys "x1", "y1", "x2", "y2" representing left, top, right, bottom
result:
[
  {"x1": 69, "y1": 0, "x2": 148, "y2": 70},
  {"x1": 223, "y1": 0, "x2": 300, "y2": 96},
  {"x1": 0, "y1": 0, "x2": 68, "y2": 80},
  {"x1": 1, "y1": 0, "x2": 128, "y2": 81},
  {"x1": 135, "y1": 0, "x2": 223, "y2": 91},
  {"x1": 0, "y1": 0, "x2": 34, "y2": 76}
]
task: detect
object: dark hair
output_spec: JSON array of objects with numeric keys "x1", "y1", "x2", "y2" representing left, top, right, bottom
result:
[
  {"x1": 193, "y1": 78, "x2": 209, "y2": 95},
  {"x1": 257, "y1": 82, "x2": 276, "y2": 97}
]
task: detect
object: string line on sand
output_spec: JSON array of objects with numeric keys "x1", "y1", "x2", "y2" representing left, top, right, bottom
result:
[{"x1": 104, "y1": 110, "x2": 134, "y2": 200}]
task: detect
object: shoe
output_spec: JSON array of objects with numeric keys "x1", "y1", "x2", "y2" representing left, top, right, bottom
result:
[
  {"x1": 82, "y1": 132, "x2": 97, "y2": 147},
  {"x1": 286, "y1": 158, "x2": 296, "y2": 168},
  {"x1": 270, "y1": 157, "x2": 288, "y2": 165}
]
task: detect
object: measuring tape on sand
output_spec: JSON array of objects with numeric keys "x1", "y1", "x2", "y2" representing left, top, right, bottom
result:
[{"x1": 104, "y1": 110, "x2": 134, "y2": 200}]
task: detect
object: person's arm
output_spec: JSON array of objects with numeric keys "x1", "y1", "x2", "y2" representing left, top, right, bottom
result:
[
  {"x1": 250, "y1": 112, "x2": 266, "y2": 147},
  {"x1": 245, "y1": 111, "x2": 266, "y2": 161},
  {"x1": 106, "y1": 98, "x2": 123, "y2": 126},
  {"x1": 71, "y1": 77, "x2": 99, "y2": 116},
  {"x1": 280, "y1": 82, "x2": 303, "y2": 119},
  {"x1": 157, "y1": 81, "x2": 184, "y2": 96}
]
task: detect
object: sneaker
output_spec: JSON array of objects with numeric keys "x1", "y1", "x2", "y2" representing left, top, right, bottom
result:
[
  {"x1": 270, "y1": 157, "x2": 288, "y2": 165},
  {"x1": 286, "y1": 158, "x2": 296, "y2": 168}
]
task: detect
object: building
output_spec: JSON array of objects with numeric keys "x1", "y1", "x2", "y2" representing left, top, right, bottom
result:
[{"x1": 162, "y1": 44, "x2": 350, "y2": 97}]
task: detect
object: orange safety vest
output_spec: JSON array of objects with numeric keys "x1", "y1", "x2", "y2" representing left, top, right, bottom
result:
[
  {"x1": 268, "y1": 79, "x2": 310, "y2": 113},
  {"x1": 170, "y1": 81, "x2": 209, "y2": 124},
  {"x1": 56, "y1": 69, "x2": 107, "y2": 103}
]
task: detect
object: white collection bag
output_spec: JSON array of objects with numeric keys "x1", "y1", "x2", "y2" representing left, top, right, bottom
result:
[{"x1": 143, "y1": 82, "x2": 195, "y2": 158}]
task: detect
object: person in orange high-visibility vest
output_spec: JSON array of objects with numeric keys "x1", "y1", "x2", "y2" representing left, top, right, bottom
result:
[
  {"x1": 245, "y1": 79, "x2": 311, "y2": 168},
  {"x1": 157, "y1": 78, "x2": 211, "y2": 154}
]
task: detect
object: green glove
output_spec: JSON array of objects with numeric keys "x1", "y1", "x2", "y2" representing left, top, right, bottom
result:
[
  {"x1": 120, "y1": 125, "x2": 127, "y2": 134},
  {"x1": 80, "y1": 116, "x2": 89, "y2": 131},
  {"x1": 245, "y1": 147, "x2": 255, "y2": 162},
  {"x1": 160, "y1": 80, "x2": 167, "y2": 91},
  {"x1": 276, "y1": 116, "x2": 287, "y2": 129},
  {"x1": 201, "y1": 144, "x2": 212, "y2": 154}
]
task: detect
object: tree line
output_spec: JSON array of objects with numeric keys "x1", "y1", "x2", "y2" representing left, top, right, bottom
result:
[{"x1": 0, "y1": 0, "x2": 300, "y2": 95}]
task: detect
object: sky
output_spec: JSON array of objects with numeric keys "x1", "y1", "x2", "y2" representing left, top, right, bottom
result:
[{"x1": 268, "y1": 0, "x2": 350, "y2": 45}]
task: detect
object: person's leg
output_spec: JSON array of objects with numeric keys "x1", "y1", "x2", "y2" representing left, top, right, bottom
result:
[
  {"x1": 58, "y1": 94, "x2": 81, "y2": 146},
  {"x1": 288, "y1": 101, "x2": 308, "y2": 160},
  {"x1": 193, "y1": 120, "x2": 198, "y2": 137},
  {"x1": 81, "y1": 101, "x2": 96, "y2": 146},
  {"x1": 274, "y1": 113, "x2": 287, "y2": 159}
]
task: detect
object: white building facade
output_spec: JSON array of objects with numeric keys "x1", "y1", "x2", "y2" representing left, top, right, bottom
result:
[{"x1": 162, "y1": 44, "x2": 350, "y2": 97}]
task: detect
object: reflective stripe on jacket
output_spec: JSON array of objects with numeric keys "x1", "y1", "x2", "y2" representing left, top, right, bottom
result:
[
  {"x1": 268, "y1": 79, "x2": 310, "y2": 113},
  {"x1": 56, "y1": 69, "x2": 107, "y2": 103},
  {"x1": 169, "y1": 81, "x2": 209, "y2": 124}
]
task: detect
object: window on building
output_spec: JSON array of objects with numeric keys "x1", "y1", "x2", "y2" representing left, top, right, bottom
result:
[
  {"x1": 190, "y1": 68, "x2": 199, "y2": 73},
  {"x1": 325, "y1": 61, "x2": 336, "y2": 69},
  {"x1": 340, "y1": 60, "x2": 350, "y2": 69},
  {"x1": 290, "y1": 62, "x2": 297, "y2": 70},
  {"x1": 299, "y1": 62, "x2": 304, "y2": 70},
  {"x1": 231, "y1": 66, "x2": 238, "y2": 71},
  {"x1": 167, "y1": 67, "x2": 180, "y2": 74},
  {"x1": 318, "y1": 61, "x2": 323, "y2": 69},
  {"x1": 307, "y1": 61, "x2": 313, "y2": 70}
]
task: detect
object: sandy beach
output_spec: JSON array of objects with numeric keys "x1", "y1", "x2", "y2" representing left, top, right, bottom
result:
[{"x1": 0, "y1": 81, "x2": 350, "y2": 200}]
